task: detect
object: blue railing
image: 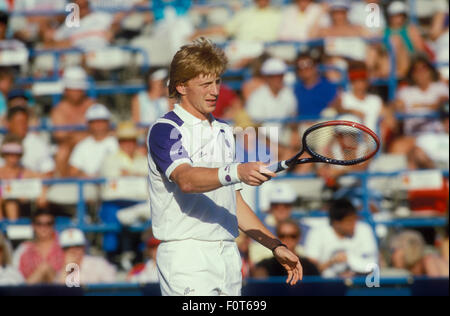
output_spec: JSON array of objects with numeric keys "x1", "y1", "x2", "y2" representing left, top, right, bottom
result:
[{"x1": 1, "y1": 169, "x2": 448, "y2": 235}]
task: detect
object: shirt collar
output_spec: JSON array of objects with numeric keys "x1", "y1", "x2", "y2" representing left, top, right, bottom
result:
[{"x1": 173, "y1": 104, "x2": 217, "y2": 126}]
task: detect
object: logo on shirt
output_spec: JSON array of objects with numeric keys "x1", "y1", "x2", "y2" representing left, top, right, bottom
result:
[{"x1": 184, "y1": 287, "x2": 195, "y2": 296}]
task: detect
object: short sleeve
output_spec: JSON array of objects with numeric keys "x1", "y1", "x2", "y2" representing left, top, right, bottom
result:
[
  {"x1": 148, "y1": 123, "x2": 192, "y2": 181},
  {"x1": 69, "y1": 143, "x2": 85, "y2": 170}
]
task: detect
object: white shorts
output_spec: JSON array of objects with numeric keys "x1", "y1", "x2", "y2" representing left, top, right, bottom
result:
[{"x1": 156, "y1": 239, "x2": 242, "y2": 296}]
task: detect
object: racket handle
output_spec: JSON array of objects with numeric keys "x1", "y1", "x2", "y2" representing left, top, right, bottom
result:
[{"x1": 267, "y1": 161, "x2": 286, "y2": 174}]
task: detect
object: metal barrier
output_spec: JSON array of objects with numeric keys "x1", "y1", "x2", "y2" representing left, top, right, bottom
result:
[{"x1": 0, "y1": 169, "x2": 448, "y2": 234}]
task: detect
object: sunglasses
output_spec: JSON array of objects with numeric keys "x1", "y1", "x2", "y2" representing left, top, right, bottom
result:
[
  {"x1": 297, "y1": 60, "x2": 314, "y2": 70},
  {"x1": 279, "y1": 233, "x2": 299, "y2": 239},
  {"x1": 34, "y1": 221, "x2": 54, "y2": 227}
]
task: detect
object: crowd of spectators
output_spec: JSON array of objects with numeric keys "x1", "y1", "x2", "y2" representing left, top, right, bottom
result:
[{"x1": 0, "y1": 0, "x2": 449, "y2": 286}]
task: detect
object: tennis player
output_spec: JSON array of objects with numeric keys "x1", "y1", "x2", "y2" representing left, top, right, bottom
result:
[{"x1": 147, "y1": 38, "x2": 303, "y2": 296}]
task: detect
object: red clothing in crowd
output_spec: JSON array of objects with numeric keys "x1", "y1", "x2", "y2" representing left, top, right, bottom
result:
[{"x1": 18, "y1": 239, "x2": 64, "y2": 279}]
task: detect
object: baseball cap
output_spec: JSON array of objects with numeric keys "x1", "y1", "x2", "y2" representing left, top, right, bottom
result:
[
  {"x1": 59, "y1": 228, "x2": 86, "y2": 248},
  {"x1": 329, "y1": 0, "x2": 350, "y2": 11},
  {"x1": 63, "y1": 66, "x2": 89, "y2": 91},
  {"x1": 269, "y1": 183, "x2": 297, "y2": 205},
  {"x1": 86, "y1": 103, "x2": 111, "y2": 122},
  {"x1": 388, "y1": 1, "x2": 408, "y2": 16},
  {"x1": 117, "y1": 121, "x2": 139, "y2": 140},
  {"x1": 261, "y1": 58, "x2": 288, "y2": 76},
  {"x1": 150, "y1": 69, "x2": 168, "y2": 81}
]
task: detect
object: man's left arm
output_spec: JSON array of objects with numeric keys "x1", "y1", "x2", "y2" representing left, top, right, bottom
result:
[{"x1": 236, "y1": 191, "x2": 303, "y2": 285}]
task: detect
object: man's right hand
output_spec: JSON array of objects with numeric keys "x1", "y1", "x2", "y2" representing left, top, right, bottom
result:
[{"x1": 238, "y1": 162, "x2": 276, "y2": 186}]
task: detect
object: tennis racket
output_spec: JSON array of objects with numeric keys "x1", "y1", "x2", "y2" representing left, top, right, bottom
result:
[{"x1": 267, "y1": 120, "x2": 381, "y2": 173}]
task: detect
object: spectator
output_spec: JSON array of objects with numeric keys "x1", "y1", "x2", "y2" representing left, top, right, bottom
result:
[
  {"x1": 391, "y1": 56, "x2": 449, "y2": 154},
  {"x1": 384, "y1": 1, "x2": 428, "y2": 78},
  {"x1": 0, "y1": 232, "x2": 24, "y2": 286},
  {"x1": 51, "y1": 66, "x2": 95, "y2": 177},
  {"x1": 212, "y1": 84, "x2": 243, "y2": 121},
  {"x1": 316, "y1": 115, "x2": 371, "y2": 191},
  {"x1": 241, "y1": 53, "x2": 271, "y2": 102},
  {"x1": 127, "y1": 236, "x2": 160, "y2": 284},
  {"x1": 408, "y1": 103, "x2": 449, "y2": 169},
  {"x1": 5, "y1": 106, "x2": 55, "y2": 176},
  {"x1": 264, "y1": 183, "x2": 298, "y2": 233},
  {"x1": 304, "y1": 199, "x2": 378, "y2": 278},
  {"x1": 334, "y1": 64, "x2": 395, "y2": 138},
  {"x1": 293, "y1": 52, "x2": 339, "y2": 118},
  {"x1": 246, "y1": 58, "x2": 297, "y2": 123},
  {"x1": 278, "y1": 0, "x2": 327, "y2": 41},
  {"x1": 429, "y1": 6, "x2": 449, "y2": 81},
  {"x1": 390, "y1": 230, "x2": 449, "y2": 277},
  {"x1": 131, "y1": 68, "x2": 170, "y2": 126},
  {"x1": 348, "y1": 0, "x2": 386, "y2": 35},
  {"x1": 192, "y1": 0, "x2": 282, "y2": 42},
  {"x1": 311, "y1": 0, "x2": 371, "y2": 39},
  {"x1": 0, "y1": 135, "x2": 45, "y2": 221},
  {"x1": 236, "y1": 232, "x2": 253, "y2": 279},
  {"x1": 58, "y1": 228, "x2": 117, "y2": 285},
  {"x1": 254, "y1": 219, "x2": 320, "y2": 278},
  {"x1": 9, "y1": 0, "x2": 67, "y2": 45},
  {"x1": 101, "y1": 121, "x2": 147, "y2": 178},
  {"x1": 69, "y1": 103, "x2": 119, "y2": 178},
  {"x1": 49, "y1": 0, "x2": 120, "y2": 51},
  {"x1": 0, "y1": 67, "x2": 14, "y2": 126},
  {"x1": 13, "y1": 209, "x2": 64, "y2": 284}
]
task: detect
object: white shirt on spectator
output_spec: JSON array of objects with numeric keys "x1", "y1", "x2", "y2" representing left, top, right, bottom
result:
[
  {"x1": 0, "y1": 265, "x2": 25, "y2": 286},
  {"x1": 304, "y1": 222, "x2": 378, "y2": 278},
  {"x1": 54, "y1": 11, "x2": 114, "y2": 51},
  {"x1": 341, "y1": 91, "x2": 383, "y2": 133},
  {"x1": 397, "y1": 82, "x2": 449, "y2": 135},
  {"x1": 22, "y1": 133, "x2": 55, "y2": 174},
  {"x1": 246, "y1": 85, "x2": 297, "y2": 123},
  {"x1": 416, "y1": 132, "x2": 449, "y2": 169},
  {"x1": 69, "y1": 135, "x2": 119, "y2": 176},
  {"x1": 77, "y1": 255, "x2": 117, "y2": 285},
  {"x1": 278, "y1": 3, "x2": 326, "y2": 41}
]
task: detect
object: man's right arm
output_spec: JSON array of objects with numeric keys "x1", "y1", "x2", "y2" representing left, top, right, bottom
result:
[{"x1": 149, "y1": 123, "x2": 275, "y2": 194}]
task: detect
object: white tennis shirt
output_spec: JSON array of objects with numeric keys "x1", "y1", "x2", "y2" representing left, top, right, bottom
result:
[{"x1": 147, "y1": 104, "x2": 241, "y2": 242}]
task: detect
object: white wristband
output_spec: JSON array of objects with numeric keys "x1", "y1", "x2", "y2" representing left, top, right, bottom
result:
[{"x1": 218, "y1": 163, "x2": 241, "y2": 186}]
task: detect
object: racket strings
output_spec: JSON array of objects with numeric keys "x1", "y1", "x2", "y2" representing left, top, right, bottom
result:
[{"x1": 304, "y1": 125, "x2": 378, "y2": 162}]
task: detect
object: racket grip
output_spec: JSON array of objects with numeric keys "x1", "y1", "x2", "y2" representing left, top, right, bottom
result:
[{"x1": 267, "y1": 161, "x2": 285, "y2": 174}]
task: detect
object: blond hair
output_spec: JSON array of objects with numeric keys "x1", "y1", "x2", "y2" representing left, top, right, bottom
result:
[
  {"x1": 390, "y1": 230, "x2": 425, "y2": 268},
  {"x1": 168, "y1": 38, "x2": 228, "y2": 99}
]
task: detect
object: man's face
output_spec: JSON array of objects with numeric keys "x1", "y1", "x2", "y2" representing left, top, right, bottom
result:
[
  {"x1": 271, "y1": 203, "x2": 293, "y2": 224},
  {"x1": 88, "y1": 120, "x2": 110, "y2": 137},
  {"x1": 265, "y1": 74, "x2": 285, "y2": 94},
  {"x1": 3, "y1": 153, "x2": 22, "y2": 167},
  {"x1": 297, "y1": 58, "x2": 317, "y2": 81},
  {"x1": 296, "y1": 0, "x2": 312, "y2": 11},
  {"x1": 331, "y1": 9, "x2": 348, "y2": 24},
  {"x1": 64, "y1": 246, "x2": 85, "y2": 264},
  {"x1": 255, "y1": 0, "x2": 271, "y2": 9},
  {"x1": 179, "y1": 74, "x2": 221, "y2": 116},
  {"x1": 278, "y1": 223, "x2": 300, "y2": 252},
  {"x1": 65, "y1": 89, "x2": 86, "y2": 104},
  {"x1": 119, "y1": 139, "x2": 138, "y2": 155},
  {"x1": 7, "y1": 112, "x2": 29, "y2": 139},
  {"x1": 333, "y1": 214, "x2": 358, "y2": 238},
  {"x1": 351, "y1": 79, "x2": 368, "y2": 94}
]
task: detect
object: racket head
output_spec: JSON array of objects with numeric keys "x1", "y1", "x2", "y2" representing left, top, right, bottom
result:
[{"x1": 301, "y1": 120, "x2": 380, "y2": 166}]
